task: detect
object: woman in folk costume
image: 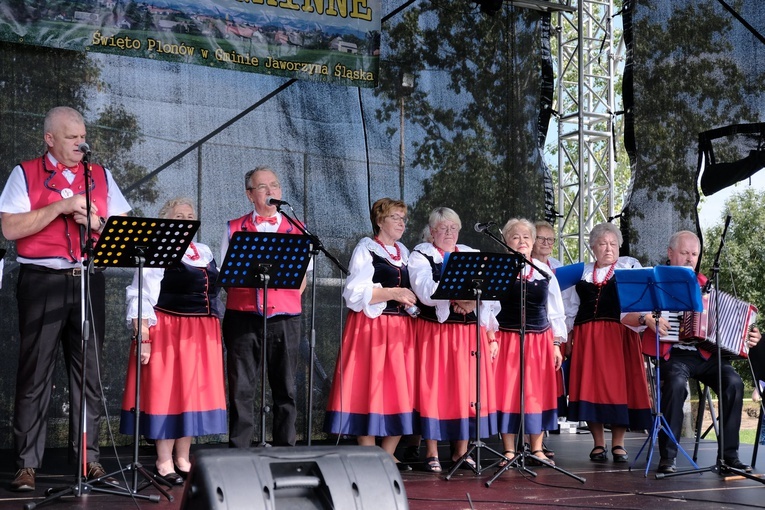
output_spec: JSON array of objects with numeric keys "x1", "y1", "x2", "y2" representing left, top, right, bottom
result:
[
  {"x1": 120, "y1": 197, "x2": 226, "y2": 485},
  {"x1": 493, "y1": 218, "x2": 565, "y2": 466},
  {"x1": 408, "y1": 207, "x2": 499, "y2": 473},
  {"x1": 564, "y1": 222, "x2": 652, "y2": 463},
  {"x1": 324, "y1": 198, "x2": 418, "y2": 470}
]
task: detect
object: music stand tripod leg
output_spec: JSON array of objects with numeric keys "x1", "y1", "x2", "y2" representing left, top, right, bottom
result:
[
  {"x1": 444, "y1": 287, "x2": 506, "y2": 479},
  {"x1": 257, "y1": 270, "x2": 271, "y2": 447},
  {"x1": 485, "y1": 266, "x2": 585, "y2": 488},
  {"x1": 630, "y1": 318, "x2": 699, "y2": 478}
]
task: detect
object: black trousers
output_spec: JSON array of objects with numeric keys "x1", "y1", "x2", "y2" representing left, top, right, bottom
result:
[
  {"x1": 222, "y1": 310, "x2": 301, "y2": 447},
  {"x1": 13, "y1": 266, "x2": 106, "y2": 469},
  {"x1": 658, "y1": 348, "x2": 743, "y2": 461}
]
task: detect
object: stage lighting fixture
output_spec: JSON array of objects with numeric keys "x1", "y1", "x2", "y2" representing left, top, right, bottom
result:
[{"x1": 475, "y1": 0, "x2": 503, "y2": 15}]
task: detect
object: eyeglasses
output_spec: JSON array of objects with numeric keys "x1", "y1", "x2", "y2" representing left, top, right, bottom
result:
[
  {"x1": 247, "y1": 182, "x2": 281, "y2": 192},
  {"x1": 387, "y1": 214, "x2": 408, "y2": 224},
  {"x1": 537, "y1": 237, "x2": 556, "y2": 245},
  {"x1": 434, "y1": 224, "x2": 460, "y2": 234}
]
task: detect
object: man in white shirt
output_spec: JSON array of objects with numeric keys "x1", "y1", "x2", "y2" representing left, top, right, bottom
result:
[{"x1": 0, "y1": 106, "x2": 131, "y2": 491}]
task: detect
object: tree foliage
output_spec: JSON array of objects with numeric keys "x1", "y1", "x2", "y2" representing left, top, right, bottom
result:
[
  {"x1": 377, "y1": 2, "x2": 551, "y2": 247},
  {"x1": 701, "y1": 188, "x2": 765, "y2": 316},
  {"x1": 0, "y1": 41, "x2": 158, "y2": 209}
]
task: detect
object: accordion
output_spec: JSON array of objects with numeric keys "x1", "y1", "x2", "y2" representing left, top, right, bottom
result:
[{"x1": 662, "y1": 289, "x2": 757, "y2": 358}]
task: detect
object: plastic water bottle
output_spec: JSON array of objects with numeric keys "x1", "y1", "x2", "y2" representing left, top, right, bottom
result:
[{"x1": 405, "y1": 305, "x2": 420, "y2": 318}]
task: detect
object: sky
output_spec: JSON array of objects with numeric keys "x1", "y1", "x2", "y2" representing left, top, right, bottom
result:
[{"x1": 697, "y1": 170, "x2": 765, "y2": 232}]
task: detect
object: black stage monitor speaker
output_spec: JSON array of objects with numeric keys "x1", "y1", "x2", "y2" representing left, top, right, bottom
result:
[{"x1": 180, "y1": 445, "x2": 409, "y2": 510}]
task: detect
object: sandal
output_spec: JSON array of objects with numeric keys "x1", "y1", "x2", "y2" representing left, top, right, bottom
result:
[
  {"x1": 528, "y1": 450, "x2": 555, "y2": 466},
  {"x1": 611, "y1": 445, "x2": 629, "y2": 463},
  {"x1": 542, "y1": 442, "x2": 555, "y2": 459},
  {"x1": 498, "y1": 450, "x2": 515, "y2": 468},
  {"x1": 589, "y1": 445, "x2": 607, "y2": 462},
  {"x1": 424, "y1": 457, "x2": 442, "y2": 473}
]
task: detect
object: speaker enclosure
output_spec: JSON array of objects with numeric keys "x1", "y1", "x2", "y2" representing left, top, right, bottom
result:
[{"x1": 180, "y1": 445, "x2": 409, "y2": 509}]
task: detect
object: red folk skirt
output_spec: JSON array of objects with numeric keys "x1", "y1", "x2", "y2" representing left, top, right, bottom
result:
[
  {"x1": 567, "y1": 320, "x2": 652, "y2": 429},
  {"x1": 494, "y1": 329, "x2": 559, "y2": 435},
  {"x1": 415, "y1": 319, "x2": 497, "y2": 441},
  {"x1": 324, "y1": 311, "x2": 417, "y2": 437},
  {"x1": 120, "y1": 311, "x2": 227, "y2": 439}
]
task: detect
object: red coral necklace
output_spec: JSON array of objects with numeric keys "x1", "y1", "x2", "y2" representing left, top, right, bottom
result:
[
  {"x1": 374, "y1": 237, "x2": 401, "y2": 261},
  {"x1": 592, "y1": 261, "x2": 617, "y2": 287}
]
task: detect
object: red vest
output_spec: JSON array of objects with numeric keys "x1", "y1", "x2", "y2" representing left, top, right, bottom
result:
[
  {"x1": 224, "y1": 212, "x2": 303, "y2": 317},
  {"x1": 15, "y1": 156, "x2": 108, "y2": 263},
  {"x1": 642, "y1": 272, "x2": 712, "y2": 360}
]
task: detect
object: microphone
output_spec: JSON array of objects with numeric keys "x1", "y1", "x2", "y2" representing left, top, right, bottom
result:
[
  {"x1": 266, "y1": 197, "x2": 290, "y2": 208},
  {"x1": 474, "y1": 221, "x2": 495, "y2": 233},
  {"x1": 78, "y1": 142, "x2": 91, "y2": 155}
]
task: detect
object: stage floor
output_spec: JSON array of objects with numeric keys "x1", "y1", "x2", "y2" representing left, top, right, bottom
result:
[{"x1": 1, "y1": 431, "x2": 764, "y2": 509}]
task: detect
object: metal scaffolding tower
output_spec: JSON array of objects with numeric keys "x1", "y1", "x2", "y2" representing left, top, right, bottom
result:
[{"x1": 554, "y1": 0, "x2": 619, "y2": 263}]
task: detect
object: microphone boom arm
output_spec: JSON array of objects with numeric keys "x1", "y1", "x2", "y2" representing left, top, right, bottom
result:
[{"x1": 277, "y1": 205, "x2": 348, "y2": 276}]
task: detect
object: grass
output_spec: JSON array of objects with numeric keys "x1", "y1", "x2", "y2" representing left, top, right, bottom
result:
[
  {"x1": 702, "y1": 428, "x2": 760, "y2": 445},
  {"x1": 693, "y1": 398, "x2": 762, "y2": 444}
]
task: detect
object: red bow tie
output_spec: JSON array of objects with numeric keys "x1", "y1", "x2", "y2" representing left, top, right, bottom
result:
[
  {"x1": 255, "y1": 215, "x2": 278, "y2": 225},
  {"x1": 56, "y1": 162, "x2": 80, "y2": 174}
]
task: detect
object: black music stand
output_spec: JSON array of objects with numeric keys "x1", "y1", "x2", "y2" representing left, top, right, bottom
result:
[
  {"x1": 614, "y1": 266, "x2": 702, "y2": 477},
  {"x1": 218, "y1": 231, "x2": 312, "y2": 447},
  {"x1": 427, "y1": 251, "x2": 520, "y2": 478}
]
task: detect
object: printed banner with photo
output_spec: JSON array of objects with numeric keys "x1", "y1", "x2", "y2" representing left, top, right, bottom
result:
[{"x1": 0, "y1": 0, "x2": 381, "y2": 87}]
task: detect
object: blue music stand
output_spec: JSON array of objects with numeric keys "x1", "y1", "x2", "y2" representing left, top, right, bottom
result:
[
  {"x1": 554, "y1": 262, "x2": 585, "y2": 291},
  {"x1": 218, "y1": 231, "x2": 312, "y2": 447},
  {"x1": 218, "y1": 231, "x2": 312, "y2": 291},
  {"x1": 614, "y1": 266, "x2": 704, "y2": 477}
]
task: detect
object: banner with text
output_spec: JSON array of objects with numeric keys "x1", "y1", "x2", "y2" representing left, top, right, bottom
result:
[{"x1": 0, "y1": 0, "x2": 380, "y2": 88}]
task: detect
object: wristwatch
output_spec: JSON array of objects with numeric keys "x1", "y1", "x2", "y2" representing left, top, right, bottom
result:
[{"x1": 638, "y1": 313, "x2": 647, "y2": 326}]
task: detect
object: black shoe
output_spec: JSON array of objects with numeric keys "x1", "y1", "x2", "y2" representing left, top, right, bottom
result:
[
  {"x1": 10, "y1": 468, "x2": 35, "y2": 492},
  {"x1": 396, "y1": 462, "x2": 412, "y2": 472},
  {"x1": 174, "y1": 462, "x2": 190, "y2": 480},
  {"x1": 724, "y1": 458, "x2": 753, "y2": 473},
  {"x1": 589, "y1": 445, "x2": 607, "y2": 462},
  {"x1": 402, "y1": 445, "x2": 421, "y2": 463},
  {"x1": 658, "y1": 458, "x2": 676, "y2": 474},
  {"x1": 154, "y1": 466, "x2": 184, "y2": 486},
  {"x1": 452, "y1": 454, "x2": 477, "y2": 471},
  {"x1": 542, "y1": 442, "x2": 555, "y2": 459},
  {"x1": 87, "y1": 462, "x2": 119, "y2": 485},
  {"x1": 611, "y1": 445, "x2": 629, "y2": 463}
]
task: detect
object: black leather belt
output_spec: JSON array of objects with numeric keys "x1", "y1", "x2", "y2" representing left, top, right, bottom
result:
[{"x1": 23, "y1": 265, "x2": 105, "y2": 276}]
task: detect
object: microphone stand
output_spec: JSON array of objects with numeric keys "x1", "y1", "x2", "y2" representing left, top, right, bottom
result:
[
  {"x1": 277, "y1": 204, "x2": 348, "y2": 446},
  {"x1": 476, "y1": 225, "x2": 584, "y2": 486},
  {"x1": 662, "y1": 216, "x2": 763, "y2": 484}
]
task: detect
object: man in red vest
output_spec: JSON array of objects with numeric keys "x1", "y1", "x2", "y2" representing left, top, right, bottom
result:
[
  {"x1": 221, "y1": 166, "x2": 308, "y2": 447},
  {"x1": 623, "y1": 230, "x2": 760, "y2": 474},
  {"x1": 0, "y1": 106, "x2": 131, "y2": 491}
]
